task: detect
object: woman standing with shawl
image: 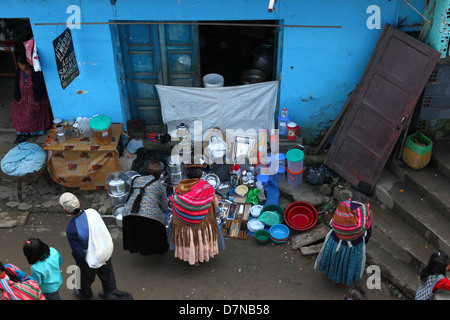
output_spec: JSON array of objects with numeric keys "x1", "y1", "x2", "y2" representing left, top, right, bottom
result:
[
  {"x1": 169, "y1": 163, "x2": 223, "y2": 266},
  {"x1": 122, "y1": 160, "x2": 169, "y2": 255},
  {"x1": 315, "y1": 199, "x2": 373, "y2": 286},
  {"x1": 11, "y1": 54, "x2": 51, "y2": 143}
]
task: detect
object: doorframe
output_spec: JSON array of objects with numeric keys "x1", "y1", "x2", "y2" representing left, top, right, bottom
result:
[
  {"x1": 111, "y1": 20, "x2": 283, "y2": 131},
  {"x1": 110, "y1": 23, "x2": 132, "y2": 126}
]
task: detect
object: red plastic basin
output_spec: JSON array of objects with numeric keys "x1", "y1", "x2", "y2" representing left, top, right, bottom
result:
[{"x1": 284, "y1": 201, "x2": 318, "y2": 231}]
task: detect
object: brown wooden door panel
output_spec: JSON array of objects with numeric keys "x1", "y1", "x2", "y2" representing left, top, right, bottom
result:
[{"x1": 326, "y1": 24, "x2": 440, "y2": 193}]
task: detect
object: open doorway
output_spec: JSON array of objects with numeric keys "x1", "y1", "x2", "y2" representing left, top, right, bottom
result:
[
  {"x1": 199, "y1": 20, "x2": 279, "y2": 86},
  {"x1": 0, "y1": 18, "x2": 53, "y2": 144},
  {"x1": 113, "y1": 20, "x2": 281, "y2": 134}
]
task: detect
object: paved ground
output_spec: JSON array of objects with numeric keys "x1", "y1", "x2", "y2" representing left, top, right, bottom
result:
[{"x1": 0, "y1": 77, "x2": 402, "y2": 302}]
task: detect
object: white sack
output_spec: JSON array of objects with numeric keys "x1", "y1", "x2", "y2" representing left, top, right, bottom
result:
[{"x1": 155, "y1": 81, "x2": 279, "y2": 140}]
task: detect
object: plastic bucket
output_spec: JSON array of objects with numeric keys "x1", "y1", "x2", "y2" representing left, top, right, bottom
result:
[
  {"x1": 271, "y1": 153, "x2": 286, "y2": 167},
  {"x1": 256, "y1": 174, "x2": 269, "y2": 186},
  {"x1": 203, "y1": 73, "x2": 224, "y2": 88},
  {"x1": 277, "y1": 165, "x2": 286, "y2": 183},
  {"x1": 402, "y1": 132, "x2": 433, "y2": 170},
  {"x1": 286, "y1": 166, "x2": 304, "y2": 186},
  {"x1": 286, "y1": 148, "x2": 304, "y2": 173},
  {"x1": 89, "y1": 115, "x2": 112, "y2": 145},
  {"x1": 254, "y1": 230, "x2": 270, "y2": 245}
]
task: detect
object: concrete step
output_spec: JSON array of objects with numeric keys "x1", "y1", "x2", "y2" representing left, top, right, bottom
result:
[
  {"x1": 365, "y1": 199, "x2": 439, "y2": 300},
  {"x1": 366, "y1": 227, "x2": 419, "y2": 300},
  {"x1": 387, "y1": 158, "x2": 450, "y2": 221},
  {"x1": 431, "y1": 141, "x2": 450, "y2": 179},
  {"x1": 369, "y1": 200, "x2": 437, "y2": 272},
  {"x1": 375, "y1": 169, "x2": 450, "y2": 257}
]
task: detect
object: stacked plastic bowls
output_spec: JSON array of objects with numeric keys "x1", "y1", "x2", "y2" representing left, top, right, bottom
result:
[
  {"x1": 269, "y1": 224, "x2": 290, "y2": 243},
  {"x1": 284, "y1": 201, "x2": 318, "y2": 231}
]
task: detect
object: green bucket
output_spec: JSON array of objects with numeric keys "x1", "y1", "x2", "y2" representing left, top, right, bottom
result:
[
  {"x1": 89, "y1": 115, "x2": 112, "y2": 131},
  {"x1": 255, "y1": 230, "x2": 270, "y2": 245},
  {"x1": 404, "y1": 132, "x2": 433, "y2": 155}
]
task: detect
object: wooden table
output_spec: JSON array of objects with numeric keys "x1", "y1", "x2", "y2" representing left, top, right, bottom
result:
[{"x1": 43, "y1": 123, "x2": 124, "y2": 190}]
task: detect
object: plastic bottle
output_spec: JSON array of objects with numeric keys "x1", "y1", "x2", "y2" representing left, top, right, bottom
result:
[{"x1": 281, "y1": 107, "x2": 288, "y2": 119}]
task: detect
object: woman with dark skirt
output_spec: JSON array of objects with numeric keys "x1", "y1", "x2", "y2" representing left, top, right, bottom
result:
[
  {"x1": 121, "y1": 160, "x2": 169, "y2": 255},
  {"x1": 11, "y1": 54, "x2": 51, "y2": 143}
]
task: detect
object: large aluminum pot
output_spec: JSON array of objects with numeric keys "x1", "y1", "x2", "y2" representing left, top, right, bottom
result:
[
  {"x1": 106, "y1": 171, "x2": 128, "y2": 195},
  {"x1": 108, "y1": 189, "x2": 128, "y2": 206},
  {"x1": 112, "y1": 204, "x2": 124, "y2": 228},
  {"x1": 167, "y1": 155, "x2": 184, "y2": 174}
]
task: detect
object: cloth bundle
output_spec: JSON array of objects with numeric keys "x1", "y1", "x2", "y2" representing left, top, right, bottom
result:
[
  {"x1": 1, "y1": 142, "x2": 46, "y2": 177},
  {"x1": 169, "y1": 178, "x2": 219, "y2": 251},
  {"x1": 331, "y1": 200, "x2": 372, "y2": 242},
  {"x1": 170, "y1": 179, "x2": 215, "y2": 225}
]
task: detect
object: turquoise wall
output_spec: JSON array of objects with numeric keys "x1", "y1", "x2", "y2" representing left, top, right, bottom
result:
[{"x1": 1, "y1": 0, "x2": 426, "y2": 143}]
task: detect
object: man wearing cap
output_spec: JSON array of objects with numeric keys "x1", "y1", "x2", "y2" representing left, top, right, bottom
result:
[{"x1": 60, "y1": 192, "x2": 118, "y2": 300}]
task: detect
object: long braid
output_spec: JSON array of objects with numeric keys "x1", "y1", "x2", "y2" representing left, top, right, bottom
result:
[{"x1": 130, "y1": 177, "x2": 157, "y2": 213}]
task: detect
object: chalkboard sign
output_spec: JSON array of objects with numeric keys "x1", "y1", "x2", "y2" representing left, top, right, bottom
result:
[{"x1": 53, "y1": 28, "x2": 79, "y2": 89}]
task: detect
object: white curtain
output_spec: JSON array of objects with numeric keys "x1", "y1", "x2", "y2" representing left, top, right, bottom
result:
[{"x1": 155, "y1": 81, "x2": 279, "y2": 140}]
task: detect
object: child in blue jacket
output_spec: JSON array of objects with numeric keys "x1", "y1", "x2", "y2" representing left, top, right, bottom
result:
[{"x1": 23, "y1": 238, "x2": 63, "y2": 300}]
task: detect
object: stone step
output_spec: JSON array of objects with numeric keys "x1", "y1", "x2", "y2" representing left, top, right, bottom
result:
[
  {"x1": 431, "y1": 141, "x2": 450, "y2": 179},
  {"x1": 365, "y1": 199, "x2": 439, "y2": 300},
  {"x1": 375, "y1": 169, "x2": 450, "y2": 257},
  {"x1": 366, "y1": 230, "x2": 419, "y2": 300},
  {"x1": 387, "y1": 158, "x2": 450, "y2": 221},
  {"x1": 369, "y1": 199, "x2": 436, "y2": 272}
]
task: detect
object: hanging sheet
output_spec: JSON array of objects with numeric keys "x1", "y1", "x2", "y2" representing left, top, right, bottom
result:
[{"x1": 155, "y1": 81, "x2": 279, "y2": 139}]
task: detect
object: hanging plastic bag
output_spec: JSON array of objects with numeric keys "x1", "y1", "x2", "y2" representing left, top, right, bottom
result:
[
  {"x1": 32, "y1": 40, "x2": 41, "y2": 72},
  {"x1": 23, "y1": 37, "x2": 34, "y2": 65}
]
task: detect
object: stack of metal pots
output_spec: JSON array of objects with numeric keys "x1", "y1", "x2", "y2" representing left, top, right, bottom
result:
[
  {"x1": 106, "y1": 170, "x2": 140, "y2": 206},
  {"x1": 167, "y1": 155, "x2": 184, "y2": 188}
]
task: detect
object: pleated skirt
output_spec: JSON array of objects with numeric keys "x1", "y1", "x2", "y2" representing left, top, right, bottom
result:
[
  {"x1": 316, "y1": 235, "x2": 365, "y2": 286},
  {"x1": 122, "y1": 215, "x2": 169, "y2": 255}
]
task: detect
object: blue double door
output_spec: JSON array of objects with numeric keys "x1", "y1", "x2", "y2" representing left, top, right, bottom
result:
[{"x1": 114, "y1": 23, "x2": 201, "y2": 129}]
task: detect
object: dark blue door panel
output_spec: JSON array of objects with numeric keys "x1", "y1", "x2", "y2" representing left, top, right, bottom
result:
[{"x1": 116, "y1": 23, "x2": 200, "y2": 126}]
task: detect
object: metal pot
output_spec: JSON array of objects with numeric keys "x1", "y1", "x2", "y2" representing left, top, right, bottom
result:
[
  {"x1": 167, "y1": 155, "x2": 184, "y2": 174},
  {"x1": 253, "y1": 43, "x2": 273, "y2": 76},
  {"x1": 112, "y1": 204, "x2": 124, "y2": 228},
  {"x1": 108, "y1": 190, "x2": 128, "y2": 206},
  {"x1": 240, "y1": 69, "x2": 266, "y2": 85},
  {"x1": 106, "y1": 171, "x2": 128, "y2": 195},
  {"x1": 125, "y1": 170, "x2": 140, "y2": 187},
  {"x1": 169, "y1": 169, "x2": 184, "y2": 184}
]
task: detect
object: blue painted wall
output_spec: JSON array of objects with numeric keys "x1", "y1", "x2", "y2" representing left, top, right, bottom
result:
[{"x1": 1, "y1": 0, "x2": 426, "y2": 144}]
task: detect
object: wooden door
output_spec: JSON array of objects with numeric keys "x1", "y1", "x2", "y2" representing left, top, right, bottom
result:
[
  {"x1": 116, "y1": 23, "x2": 200, "y2": 129},
  {"x1": 325, "y1": 24, "x2": 440, "y2": 193}
]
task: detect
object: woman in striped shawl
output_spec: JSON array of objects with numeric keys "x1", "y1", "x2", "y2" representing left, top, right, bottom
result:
[
  {"x1": 0, "y1": 262, "x2": 45, "y2": 300},
  {"x1": 315, "y1": 199, "x2": 373, "y2": 286},
  {"x1": 169, "y1": 164, "x2": 221, "y2": 266}
]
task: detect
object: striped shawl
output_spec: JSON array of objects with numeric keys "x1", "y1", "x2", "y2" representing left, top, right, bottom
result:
[
  {"x1": 0, "y1": 264, "x2": 45, "y2": 300},
  {"x1": 169, "y1": 178, "x2": 218, "y2": 249},
  {"x1": 331, "y1": 200, "x2": 373, "y2": 242},
  {"x1": 170, "y1": 179, "x2": 215, "y2": 225}
]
